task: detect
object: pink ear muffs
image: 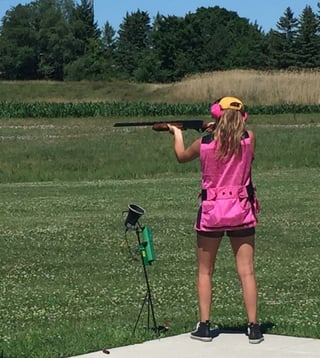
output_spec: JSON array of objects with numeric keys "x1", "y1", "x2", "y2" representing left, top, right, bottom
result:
[
  {"x1": 242, "y1": 111, "x2": 248, "y2": 121},
  {"x1": 210, "y1": 101, "x2": 248, "y2": 121},
  {"x1": 210, "y1": 102, "x2": 224, "y2": 119}
]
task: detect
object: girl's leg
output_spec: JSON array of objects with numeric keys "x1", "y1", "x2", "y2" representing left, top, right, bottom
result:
[
  {"x1": 229, "y1": 235, "x2": 257, "y2": 323},
  {"x1": 196, "y1": 233, "x2": 222, "y2": 322}
]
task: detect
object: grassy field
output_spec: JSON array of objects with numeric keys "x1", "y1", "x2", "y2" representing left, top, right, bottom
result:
[{"x1": 0, "y1": 110, "x2": 319, "y2": 357}]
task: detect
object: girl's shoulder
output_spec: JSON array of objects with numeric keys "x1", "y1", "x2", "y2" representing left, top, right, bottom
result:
[
  {"x1": 246, "y1": 130, "x2": 256, "y2": 152},
  {"x1": 246, "y1": 129, "x2": 255, "y2": 138}
]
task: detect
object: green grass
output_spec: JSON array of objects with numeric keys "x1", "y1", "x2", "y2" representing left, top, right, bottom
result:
[{"x1": 0, "y1": 114, "x2": 319, "y2": 357}]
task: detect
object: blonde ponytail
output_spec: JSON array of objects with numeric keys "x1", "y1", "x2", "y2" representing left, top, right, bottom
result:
[{"x1": 214, "y1": 109, "x2": 245, "y2": 159}]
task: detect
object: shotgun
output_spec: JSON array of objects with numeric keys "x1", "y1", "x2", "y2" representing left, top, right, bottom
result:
[{"x1": 113, "y1": 119, "x2": 213, "y2": 132}]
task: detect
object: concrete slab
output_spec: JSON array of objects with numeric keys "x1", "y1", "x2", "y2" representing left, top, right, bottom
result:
[{"x1": 68, "y1": 332, "x2": 320, "y2": 358}]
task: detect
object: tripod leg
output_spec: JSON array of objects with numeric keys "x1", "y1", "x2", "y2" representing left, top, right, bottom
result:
[
  {"x1": 147, "y1": 291, "x2": 159, "y2": 335},
  {"x1": 133, "y1": 291, "x2": 148, "y2": 334}
]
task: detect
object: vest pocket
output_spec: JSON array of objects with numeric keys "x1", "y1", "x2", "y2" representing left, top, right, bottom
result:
[{"x1": 198, "y1": 196, "x2": 254, "y2": 229}]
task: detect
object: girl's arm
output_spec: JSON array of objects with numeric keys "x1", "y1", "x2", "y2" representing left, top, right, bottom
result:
[
  {"x1": 247, "y1": 130, "x2": 256, "y2": 153},
  {"x1": 168, "y1": 124, "x2": 201, "y2": 163}
]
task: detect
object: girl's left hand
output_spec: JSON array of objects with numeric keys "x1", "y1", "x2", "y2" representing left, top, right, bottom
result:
[{"x1": 167, "y1": 124, "x2": 181, "y2": 135}]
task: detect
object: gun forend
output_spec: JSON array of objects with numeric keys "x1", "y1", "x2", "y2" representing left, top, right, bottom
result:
[{"x1": 152, "y1": 122, "x2": 183, "y2": 131}]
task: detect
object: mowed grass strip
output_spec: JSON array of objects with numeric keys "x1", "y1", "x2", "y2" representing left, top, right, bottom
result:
[{"x1": 0, "y1": 114, "x2": 319, "y2": 183}]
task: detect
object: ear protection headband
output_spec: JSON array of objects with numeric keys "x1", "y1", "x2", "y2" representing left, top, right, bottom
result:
[{"x1": 210, "y1": 96, "x2": 248, "y2": 121}]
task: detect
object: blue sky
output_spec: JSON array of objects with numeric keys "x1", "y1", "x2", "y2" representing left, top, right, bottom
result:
[{"x1": 0, "y1": 0, "x2": 319, "y2": 32}]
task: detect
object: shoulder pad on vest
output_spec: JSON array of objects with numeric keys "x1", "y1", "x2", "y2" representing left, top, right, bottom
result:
[
  {"x1": 201, "y1": 134, "x2": 214, "y2": 144},
  {"x1": 241, "y1": 131, "x2": 249, "y2": 139}
]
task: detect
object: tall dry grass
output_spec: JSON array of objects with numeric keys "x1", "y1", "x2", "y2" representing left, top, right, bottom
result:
[
  {"x1": 0, "y1": 70, "x2": 320, "y2": 105},
  {"x1": 159, "y1": 69, "x2": 320, "y2": 105}
]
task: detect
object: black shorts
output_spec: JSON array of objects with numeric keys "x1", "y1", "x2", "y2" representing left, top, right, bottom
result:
[{"x1": 196, "y1": 227, "x2": 255, "y2": 238}]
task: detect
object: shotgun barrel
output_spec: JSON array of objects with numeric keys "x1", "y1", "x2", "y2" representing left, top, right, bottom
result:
[{"x1": 113, "y1": 120, "x2": 212, "y2": 132}]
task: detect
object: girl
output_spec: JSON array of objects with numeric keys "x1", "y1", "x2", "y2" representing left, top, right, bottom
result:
[{"x1": 167, "y1": 97, "x2": 263, "y2": 344}]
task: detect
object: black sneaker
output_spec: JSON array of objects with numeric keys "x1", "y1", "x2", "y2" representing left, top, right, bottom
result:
[
  {"x1": 247, "y1": 322, "x2": 264, "y2": 344},
  {"x1": 190, "y1": 321, "x2": 212, "y2": 342}
]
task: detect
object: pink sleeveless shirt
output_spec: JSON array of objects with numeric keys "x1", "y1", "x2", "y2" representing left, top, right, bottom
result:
[{"x1": 195, "y1": 132, "x2": 258, "y2": 232}]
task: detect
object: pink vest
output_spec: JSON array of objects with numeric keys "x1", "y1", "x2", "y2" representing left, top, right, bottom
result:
[{"x1": 194, "y1": 132, "x2": 259, "y2": 232}]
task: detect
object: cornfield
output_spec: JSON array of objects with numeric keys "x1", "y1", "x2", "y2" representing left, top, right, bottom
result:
[{"x1": 0, "y1": 101, "x2": 319, "y2": 118}]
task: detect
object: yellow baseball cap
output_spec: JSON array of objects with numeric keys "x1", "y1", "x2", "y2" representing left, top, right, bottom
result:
[{"x1": 219, "y1": 97, "x2": 244, "y2": 111}]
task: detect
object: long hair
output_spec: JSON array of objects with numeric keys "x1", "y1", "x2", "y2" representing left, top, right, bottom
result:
[{"x1": 213, "y1": 109, "x2": 245, "y2": 159}]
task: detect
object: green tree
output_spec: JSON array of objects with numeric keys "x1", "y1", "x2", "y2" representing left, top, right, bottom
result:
[
  {"x1": 150, "y1": 14, "x2": 189, "y2": 82},
  {"x1": 64, "y1": 37, "x2": 108, "y2": 80},
  {"x1": 115, "y1": 10, "x2": 152, "y2": 79},
  {"x1": 0, "y1": 0, "x2": 107, "y2": 80},
  {"x1": 65, "y1": 0, "x2": 100, "y2": 62},
  {"x1": 36, "y1": 0, "x2": 75, "y2": 80},
  {"x1": 187, "y1": 7, "x2": 234, "y2": 72},
  {"x1": 295, "y1": 5, "x2": 320, "y2": 68},
  {"x1": 149, "y1": 7, "x2": 268, "y2": 82},
  {"x1": 186, "y1": 7, "x2": 268, "y2": 71},
  {"x1": 268, "y1": 7, "x2": 299, "y2": 69},
  {"x1": 0, "y1": 3, "x2": 38, "y2": 79},
  {"x1": 64, "y1": 0, "x2": 108, "y2": 80},
  {"x1": 70, "y1": 0, "x2": 100, "y2": 51},
  {"x1": 101, "y1": 21, "x2": 116, "y2": 50},
  {"x1": 0, "y1": 0, "x2": 77, "y2": 80},
  {"x1": 98, "y1": 21, "x2": 116, "y2": 77},
  {"x1": 224, "y1": 20, "x2": 268, "y2": 69}
]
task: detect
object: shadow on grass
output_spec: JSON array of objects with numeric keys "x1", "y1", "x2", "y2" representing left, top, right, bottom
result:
[
  {"x1": 0, "y1": 351, "x2": 13, "y2": 358},
  {"x1": 210, "y1": 321, "x2": 275, "y2": 338}
]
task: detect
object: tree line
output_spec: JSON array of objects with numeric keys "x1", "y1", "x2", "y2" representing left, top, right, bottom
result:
[{"x1": 0, "y1": 0, "x2": 319, "y2": 82}]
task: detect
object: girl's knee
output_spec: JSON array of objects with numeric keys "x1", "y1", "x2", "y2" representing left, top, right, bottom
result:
[{"x1": 237, "y1": 265, "x2": 254, "y2": 280}]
